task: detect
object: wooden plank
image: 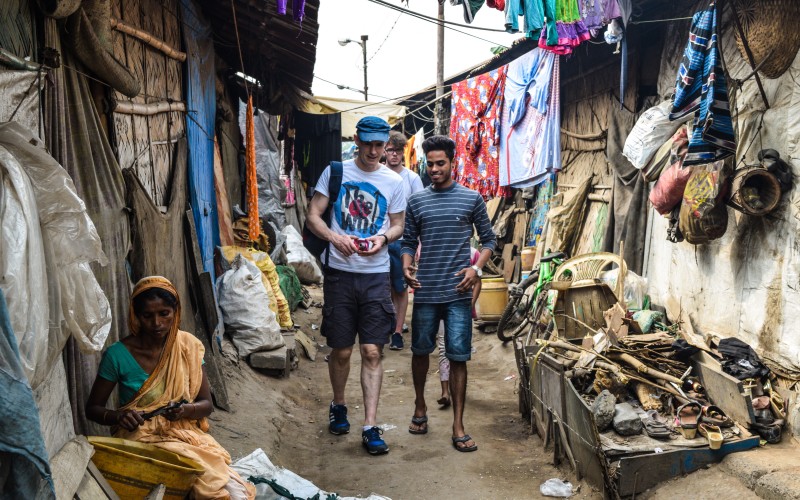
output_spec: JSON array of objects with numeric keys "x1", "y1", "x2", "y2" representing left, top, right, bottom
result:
[
  {"x1": 485, "y1": 196, "x2": 503, "y2": 223},
  {"x1": 615, "y1": 434, "x2": 760, "y2": 497},
  {"x1": 51, "y1": 436, "x2": 94, "y2": 500},
  {"x1": 693, "y1": 359, "x2": 756, "y2": 425},
  {"x1": 75, "y1": 470, "x2": 109, "y2": 500},
  {"x1": 86, "y1": 462, "x2": 120, "y2": 500},
  {"x1": 144, "y1": 484, "x2": 166, "y2": 500},
  {"x1": 184, "y1": 210, "x2": 231, "y2": 410}
]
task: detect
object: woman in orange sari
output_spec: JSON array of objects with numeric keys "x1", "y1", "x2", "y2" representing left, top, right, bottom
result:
[{"x1": 87, "y1": 276, "x2": 255, "y2": 499}]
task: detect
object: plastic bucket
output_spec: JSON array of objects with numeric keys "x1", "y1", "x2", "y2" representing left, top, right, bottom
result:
[
  {"x1": 88, "y1": 436, "x2": 204, "y2": 499},
  {"x1": 520, "y1": 247, "x2": 536, "y2": 271},
  {"x1": 477, "y1": 278, "x2": 508, "y2": 322}
]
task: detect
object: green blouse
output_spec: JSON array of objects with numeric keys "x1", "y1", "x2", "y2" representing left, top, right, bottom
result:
[{"x1": 97, "y1": 342, "x2": 150, "y2": 406}]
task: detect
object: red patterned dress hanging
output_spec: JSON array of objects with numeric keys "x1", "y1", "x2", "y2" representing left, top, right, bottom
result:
[{"x1": 449, "y1": 66, "x2": 510, "y2": 199}]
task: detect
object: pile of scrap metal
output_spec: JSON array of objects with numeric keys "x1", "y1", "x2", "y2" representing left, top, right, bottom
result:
[{"x1": 533, "y1": 299, "x2": 787, "y2": 449}]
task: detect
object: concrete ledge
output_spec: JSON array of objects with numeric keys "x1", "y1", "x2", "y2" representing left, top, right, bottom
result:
[
  {"x1": 754, "y1": 468, "x2": 800, "y2": 500},
  {"x1": 721, "y1": 442, "x2": 800, "y2": 489}
]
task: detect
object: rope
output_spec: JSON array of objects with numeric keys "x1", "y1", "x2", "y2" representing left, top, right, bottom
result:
[{"x1": 230, "y1": 0, "x2": 249, "y2": 97}]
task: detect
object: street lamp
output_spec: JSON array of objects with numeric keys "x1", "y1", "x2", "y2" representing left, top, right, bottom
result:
[{"x1": 337, "y1": 35, "x2": 369, "y2": 101}]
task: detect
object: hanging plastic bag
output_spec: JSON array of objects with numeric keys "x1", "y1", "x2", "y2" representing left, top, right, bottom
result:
[
  {"x1": 623, "y1": 101, "x2": 688, "y2": 169},
  {"x1": 217, "y1": 254, "x2": 284, "y2": 358},
  {"x1": 682, "y1": 160, "x2": 726, "y2": 218},
  {"x1": 648, "y1": 126, "x2": 692, "y2": 215}
]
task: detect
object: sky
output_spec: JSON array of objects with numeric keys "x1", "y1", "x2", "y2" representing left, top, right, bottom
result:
[{"x1": 311, "y1": 0, "x2": 521, "y2": 103}]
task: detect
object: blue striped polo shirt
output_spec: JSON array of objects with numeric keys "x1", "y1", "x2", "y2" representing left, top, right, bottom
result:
[{"x1": 400, "y1": 183, "x2": 497, "y2": 303}]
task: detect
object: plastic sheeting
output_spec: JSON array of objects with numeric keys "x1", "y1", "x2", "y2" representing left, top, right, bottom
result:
[
  {"x1": 0, "y1": 283, "x2": 54, "y2": 499},
  {"x1": 303, "y1": 95, "x2": 405, "y2": 140},
  {"x1": 182, "y1": 0, "x2": 220, "y2": 277},
  {"x1": 232, "y1": 448, "x2": 390, "y2": 500},
  {"x1": 238, "y1": 103, "x2": 286, "y2": 228},
  {"x1": 42, "y1": 17, "x2": 131, "y2": 436},
  {"x1": 0, "y1": 122, "x2": 111, "y2": 388},
  {"x1": 646, "y1": 22, "x2": 800, "y2": 377},
  {"x1": 0, "y1": 71, "x2": 43, "y2": 138}
]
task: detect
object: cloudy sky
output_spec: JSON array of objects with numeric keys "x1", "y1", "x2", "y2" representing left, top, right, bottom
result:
[{"x1": 311, "y1": 0, "x2": 521, "y2": 102}]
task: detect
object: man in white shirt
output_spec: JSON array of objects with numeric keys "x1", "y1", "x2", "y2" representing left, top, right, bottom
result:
[
  {"x1": 384, "y1": 131, "x2": 424, "y2": 350},
  {"x1": 306, "y1": 116, "x2": 406, "y2": 455}
]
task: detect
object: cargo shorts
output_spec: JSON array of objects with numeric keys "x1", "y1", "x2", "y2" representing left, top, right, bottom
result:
[{"x1": 321, "y1": 268, "x2": 396, "y2": 348}]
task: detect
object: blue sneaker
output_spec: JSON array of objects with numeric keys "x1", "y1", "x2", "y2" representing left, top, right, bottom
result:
[
  {"x1": 389, "y1": 332, "x2": 404, "y2": 350},
  {"x1": 362, "y1": 426, "x2": 389, "y2": 455},
  {"x1": 328, "y1": 403, "x2": 350, "y2": 435}
]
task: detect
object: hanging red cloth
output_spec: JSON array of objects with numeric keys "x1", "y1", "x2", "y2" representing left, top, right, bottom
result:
[
  {"x1": 450, "y1": 66, "x2": 510, "y2": 199},
  {"x1": 245, "y1": 96, "x2": 259, "y2": 241}
]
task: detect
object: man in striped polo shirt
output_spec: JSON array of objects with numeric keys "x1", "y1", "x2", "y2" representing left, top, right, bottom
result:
[{"x1": 400, "y1": 135, "x2": 496, "y2": 452}]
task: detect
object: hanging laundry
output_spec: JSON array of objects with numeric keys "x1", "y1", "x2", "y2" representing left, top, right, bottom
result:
[
  {"x1": 488, "y1": 0, "x2": 505, "y2": 10},
  {"x1": 527, "y1": 174, "x2": 555, "y2": 247},
  {"x1": 539, "y1": 0, "x2": 591, "y2": 55},
  {"x1": 454, "y1": 0, "x2": 485, "y2": 23},
  {"x1": 403, "y1": 133, "x2": 416, "y2": 171},
  {"x1": 245, "y1": 96, "x2": 259, "y2": 241},
  {"x1": 669, "y1": 1, "x2": 735, "y2": 165},
  {"x1": 499, "y1": 48, "x2": 561, "y2": 188},
  {"x1": 580, "y1": 0, "x2": 617, "y2": 32},
  {"x1": 277, "y1": 0, "x2": 305, "y2": 22},
  {"x1": 504, "y1": 0, "x2": 545, "y2": 38},
  {"x1": 413, "y1": 127, "x2": 427, "y2": 173},
  {"x1": 450, "y1": 66, "x2": 509, "y2": 198}
]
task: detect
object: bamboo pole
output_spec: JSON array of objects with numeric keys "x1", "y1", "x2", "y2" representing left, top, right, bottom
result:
[
  {"x1": 609, "y1": 352, "x2": 683, "y2": 385},
  {"x1": 110, "y1": 18, "x2": 187, "y2": 62},
  {"x1": 113, "y1": 100, "x2": 186, "y2": 116}
]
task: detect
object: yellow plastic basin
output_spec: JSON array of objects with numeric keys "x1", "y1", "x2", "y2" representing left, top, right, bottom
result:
[
  {"x1": 477, "y1": 277, "x2": 509, "y2": 321},
  {"x1": 88, "y1": 436, "x2": 204, "y2": 499}
]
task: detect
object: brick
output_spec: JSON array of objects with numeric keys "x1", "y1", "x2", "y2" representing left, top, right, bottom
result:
[{"x1": 249, "y1": 346, "x2": 289, "y2": 371}]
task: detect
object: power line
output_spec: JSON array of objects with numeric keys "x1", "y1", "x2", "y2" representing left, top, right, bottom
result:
[
  {"x1": 367, "y1": 12, "x2": 403, "y2": 63},
  {"x1": 365, "y1": 0, "x2": 510, "y2": 48},
  {"x1": 369, "y1": 0, "x2": 508, "y2": 33}
]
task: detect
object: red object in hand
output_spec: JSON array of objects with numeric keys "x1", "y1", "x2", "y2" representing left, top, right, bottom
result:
[{"x1": 355, "y1": 239, "x2": 372, "y2": 252}]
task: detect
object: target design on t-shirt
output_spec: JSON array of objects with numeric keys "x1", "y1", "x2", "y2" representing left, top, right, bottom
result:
[{"x1": 334, "y1": 181, "x2": 388, "y2": 238}]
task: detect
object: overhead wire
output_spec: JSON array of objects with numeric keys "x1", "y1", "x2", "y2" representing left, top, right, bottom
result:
[
  {"x1": 365, "y1": 0, "x2": 510, "y2": 48},
  {"x1": 367, "y1": 12, "x2": 403, "y2": 63},
  {"x1": 368, "y1": 0, "x2": 508, "y2": 33}
]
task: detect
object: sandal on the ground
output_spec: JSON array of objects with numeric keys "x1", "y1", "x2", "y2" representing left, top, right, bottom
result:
[
  {"x1": 409, "y1": 415, "x2": 428, "y2": 435},
  {"x1": 698, "y1": 422, "x2": 724, "y2": 449},
  {"x1": 641, "y1": 410, "x2": 671, "y2": 439},
  {"x1": 701, "y1": 405, "x2": 734, "y2": 428},
  {"x1": 452, "y1": 434, "x2": 477, "y2": 452},
  {"x1": 437, "y1": 396, "x2": 451, "y2": 408},
  {"x1": 675, "y1": 402, "x2": 702, "y2": 439}
]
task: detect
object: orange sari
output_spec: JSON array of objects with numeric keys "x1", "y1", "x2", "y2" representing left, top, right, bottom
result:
[{"x1": 117, "y1": 277, "x2": 254, "y2": 499}]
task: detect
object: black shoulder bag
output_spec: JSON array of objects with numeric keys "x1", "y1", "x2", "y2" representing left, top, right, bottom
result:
[{"x1": 302, "y1": 161, "x2": 343, "y2": 267}]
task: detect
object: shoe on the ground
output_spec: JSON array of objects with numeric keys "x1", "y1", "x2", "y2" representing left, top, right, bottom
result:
[
  {"x1": 362, "y1": 426, "x2": 389, "y2": 455},
  {"x1": 389, "y1": 332, "x2": 404, "y2": 350},
  {"x1": 328, "y1": 402, "x2": 350, "y2": 435}
]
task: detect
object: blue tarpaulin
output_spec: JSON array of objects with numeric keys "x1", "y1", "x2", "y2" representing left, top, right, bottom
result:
[
  {"x1": 0, "y1": 289, "x2": 54, "y2": 498},
  {"x1": 181, "y1": 0, "x2": 220, "y2": 277}
]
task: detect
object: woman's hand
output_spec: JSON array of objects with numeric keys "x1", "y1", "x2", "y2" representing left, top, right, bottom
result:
[
  {"x1": 164, "y1": 402, "x2": 192, "y2": 421},
  {"x1": 117, "y1": 410, "x2": 145, "y2": 431}
]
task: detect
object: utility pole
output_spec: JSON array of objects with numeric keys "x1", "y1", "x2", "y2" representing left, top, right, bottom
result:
[
  {"x1": 433, "y1": 2, "x2": 445, "y2": 135},
  {"x1": 361, "y1": 34, "x2": 369, "y2": 101}
]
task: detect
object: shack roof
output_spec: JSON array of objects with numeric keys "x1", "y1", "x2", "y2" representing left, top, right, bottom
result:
[{"x1": 199, "y1": 0, "x2": 319, "y2": 113}]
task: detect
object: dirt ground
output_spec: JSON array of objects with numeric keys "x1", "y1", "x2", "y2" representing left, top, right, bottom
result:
[{"x1": 210, "y1": 287, "x2": 758, "y2": 499}]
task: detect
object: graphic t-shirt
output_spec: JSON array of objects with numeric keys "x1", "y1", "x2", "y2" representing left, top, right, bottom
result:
[{"x1": 315, "y1": 160, "x2": 406, "y2": 273}]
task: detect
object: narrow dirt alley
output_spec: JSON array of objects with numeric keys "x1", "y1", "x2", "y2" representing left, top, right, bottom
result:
[
  {"x1": 209, "y1": 288, "x2": 749, "y2": 500},
  {"x1": 212, "y1": 287, "x2": 601, "y2": 499}
]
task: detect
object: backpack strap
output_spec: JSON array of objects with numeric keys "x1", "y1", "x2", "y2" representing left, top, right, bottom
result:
[{"x1": 324, "y1": 161, "x2": 344, "y2": 269}]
